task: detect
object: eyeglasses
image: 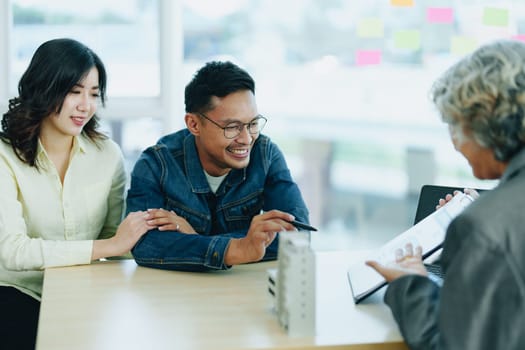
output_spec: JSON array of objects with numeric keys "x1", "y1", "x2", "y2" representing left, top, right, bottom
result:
[{"x1": 196, "y1": 112, "x2": 267, "y2": 139}]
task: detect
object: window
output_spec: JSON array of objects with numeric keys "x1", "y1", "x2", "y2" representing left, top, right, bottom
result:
[
  {"x1": 180, "y1": 0, "x2": 507, "y2": 245},
  {"x1": 10, "y1": 0, "x2": 160, "y2": 97},
  {"x1": 1, "y1": 0, "x2": 515, "y2": 247},
  {"x1": 6, "y1": 0, "x2": 167, "y2": 171}
]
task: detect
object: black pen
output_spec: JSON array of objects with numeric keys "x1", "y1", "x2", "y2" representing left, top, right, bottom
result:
[
  {"x1": 290, "y1": 220, "x2": 318, "y2": 232},
  {"x1": 259, "y1": 209, "x2": 318, "y2": 231}
]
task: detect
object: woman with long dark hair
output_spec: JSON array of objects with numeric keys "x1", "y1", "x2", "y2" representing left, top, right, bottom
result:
[{"x1": 0, "y1": 38, "x2": 153, "y2": 349}]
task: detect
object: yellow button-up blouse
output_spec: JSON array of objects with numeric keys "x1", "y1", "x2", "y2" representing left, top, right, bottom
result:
[{"x1": 0, "y1": 135, "x2": 126, "y2": 300}]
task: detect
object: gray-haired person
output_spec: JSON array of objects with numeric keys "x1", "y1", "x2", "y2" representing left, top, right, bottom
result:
[{"x1": 367, "y1": 40, "x2": 525, "y2": 350}]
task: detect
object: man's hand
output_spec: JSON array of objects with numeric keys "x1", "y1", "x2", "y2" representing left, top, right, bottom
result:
[
  {"x1": 224, "y1": 210, "x2": 297, "y2": 266},
  {"x1": 365, "y1": 243, "x2": 428, "y2": 282}
]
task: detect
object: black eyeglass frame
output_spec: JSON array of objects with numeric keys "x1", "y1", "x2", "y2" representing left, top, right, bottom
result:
[{"x1": 196, "y1": 112, "x2": 267, "y2": 139}]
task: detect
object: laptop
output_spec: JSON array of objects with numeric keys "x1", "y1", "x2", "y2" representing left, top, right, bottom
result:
[
  {"x1": 416, "y1": 185, "x2": 485, "y2": 276},
  {"x1": 414, "y1": 185, "x2": 470, "y2": 225}
]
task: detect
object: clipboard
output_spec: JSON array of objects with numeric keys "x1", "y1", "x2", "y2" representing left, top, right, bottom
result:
[{"x1": 347, "y1": 192, "x2": 474, "y2": 304}]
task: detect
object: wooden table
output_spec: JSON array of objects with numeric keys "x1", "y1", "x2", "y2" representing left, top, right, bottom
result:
[{"x1": 37, "y1": 250, "x2": 407, "y2": 350}]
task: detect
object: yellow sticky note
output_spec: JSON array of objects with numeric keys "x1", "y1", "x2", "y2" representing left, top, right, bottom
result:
[
  {"x1": 393, "y1": 30, "x2": 421, "y2": 50},
  {"x1": 391, "y1": 0, "x2": 414, "y2": 7},
  {"x1": 451, "y1": 36, "x2": 478, "y2": 55},
  {"x1": 357, "y1": 18, "x2": 384, "y2": 38},
  {"x1": 482, "y1": 7, "x2": 509, "y2": 27}
]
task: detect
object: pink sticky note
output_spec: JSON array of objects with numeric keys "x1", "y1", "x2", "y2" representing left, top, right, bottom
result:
[
  {"x1": 512, "y1": 35, "x2": 525, "y2": 43},
  {"x1": 427, "y1": 7, "x2": 453, "y2": 23},
  {"x1": 356, "y1": 50, "x2": 382, "y2": 66}
]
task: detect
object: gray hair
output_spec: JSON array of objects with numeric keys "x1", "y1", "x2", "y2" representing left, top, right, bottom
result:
[{"x1": 431, "y1": 40, "x2": 525, "y2": 161}]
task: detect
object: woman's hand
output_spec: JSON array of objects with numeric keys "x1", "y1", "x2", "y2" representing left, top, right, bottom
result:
[
  {"x1": 92, "y1": 211, "x2": 154, "y2": 260},
  {"x1": 145, "y1": 208, "x2": 196, "y2": 233}
]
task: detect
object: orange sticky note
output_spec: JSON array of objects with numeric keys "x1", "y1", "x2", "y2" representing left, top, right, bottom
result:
[{"x1": 391, "y1": 0, "x2": 414, "y2": 7}]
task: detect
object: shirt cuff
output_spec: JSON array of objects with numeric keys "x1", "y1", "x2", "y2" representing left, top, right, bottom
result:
[
  {"x1": 427, "y1": 272, "x2": 444, "y2": 287},
  {"x1": 42, "y1": 240, "x2": 93, "y2": 268},
  {"x1": 204, "y1": 236, "x2": 231, "y2": 269}
]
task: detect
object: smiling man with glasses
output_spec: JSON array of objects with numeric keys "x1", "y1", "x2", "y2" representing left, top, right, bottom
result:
[{"x1": 126, "y1": 61, "x2": 310, "y2": 271}]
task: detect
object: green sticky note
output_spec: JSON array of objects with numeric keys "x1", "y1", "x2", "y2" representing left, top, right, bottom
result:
[
  {"x1": 393, "y1": 30, "x2": 421, "y2": 50},
  {"x1": 482, "y1": 7, "x2": 509, "y2": 27},
  {"x1": 357, "y1": 18, "x2": 384, "y2": 38},
  {"x1": 451, "y1": 36, "x2": 478, "y2": 55}
]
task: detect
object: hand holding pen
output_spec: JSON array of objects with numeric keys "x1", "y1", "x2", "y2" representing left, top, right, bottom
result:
[
  {"x1": 224, "y1": 209, "x2": 297, "y2": 265},
  {"x1": 259, "y1": 209, "x2": 318, "y2": 232},
  {"x1": 289, "y1": 219, "x2": 318, "y2": 232}
]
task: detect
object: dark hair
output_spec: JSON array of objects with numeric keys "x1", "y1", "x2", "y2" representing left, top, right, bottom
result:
[
  {"x1": 184, "y1": 61, "x2": 255, "y2": 113},
  {"x1": 0, "y1": 38, "x2": 108, "y2": 167}
]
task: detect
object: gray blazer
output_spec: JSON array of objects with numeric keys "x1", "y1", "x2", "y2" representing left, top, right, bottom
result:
[{"x1": 384, "y1": 148, "x2": 525, "y2": 350}]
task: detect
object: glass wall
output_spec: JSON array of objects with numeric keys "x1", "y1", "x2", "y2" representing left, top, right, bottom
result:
[
  {"x1": 4, "y1": 0, "x2": 520, "y2": 248},
  {"x1": 10, "y1": 0, "x2": 160, "y2": 97},
  {"x1": 9, "y1": 0, "x2": 163, "y2": 172},
  {"x1": 178, "y1": 0, "x2": 513, "y2": 245}
]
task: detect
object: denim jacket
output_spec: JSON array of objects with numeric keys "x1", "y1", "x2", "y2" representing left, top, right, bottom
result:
[{"x1": 126, "y1": 129, "x2": 309, "y2": 271}]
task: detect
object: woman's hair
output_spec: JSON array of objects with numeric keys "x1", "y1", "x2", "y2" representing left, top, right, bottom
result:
[
  {"x1": 431, "y1": 40, "x2": 525, "y2": 162},
  {"x1": 0, "y1": 38, "x2": 108, "y2": 167}
]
